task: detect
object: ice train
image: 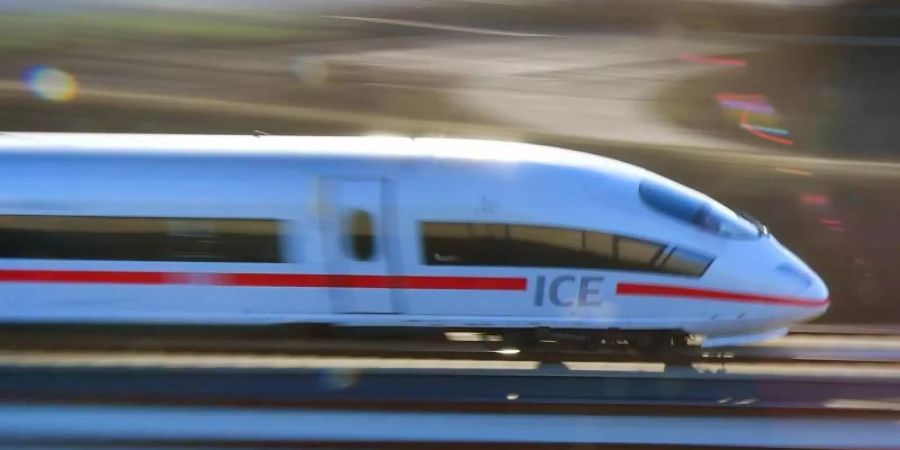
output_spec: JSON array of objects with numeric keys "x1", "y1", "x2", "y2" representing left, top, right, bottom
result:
[{"x1": 0, "y1": 133, "x2": 828, "y2": 347}]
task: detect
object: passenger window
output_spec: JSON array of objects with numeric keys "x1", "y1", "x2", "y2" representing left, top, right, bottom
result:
[
  {"x1": 509, "y1": 225, "x2": 583, "y2": 267},
  {"x1": 421, "y1": 222, "x2": 470, "y2": 265},
  {"x1": 584, "y1": 231, "x2": 614, "y2": 258},
  {"x1": 617, "y1": 237, "x2": 663, "y2": 267},
  {"x1": 661, "y1": 248, "x2": 714, "y2": 277},
  {"x1": 510, "y1": 226, "x2": 581, "y2": 251},
  {"x1": 420, "y1": 221, "x2": 688, "y2": 274},
  {"x1": 0, "y1": 215, "x2": 282, "y2": 262},
  {"x1": 423, "y1": 222, "x2": 509, "y2": 266},
  {"x1": 347, "y1": 209, "x2": 375, "y2": 261},
  {"x1": 468, "y1": 223, "x2": 509, "y2": 265},
  {"x1": 469, "y1": 223, "x2": 507, "y2": 240}
]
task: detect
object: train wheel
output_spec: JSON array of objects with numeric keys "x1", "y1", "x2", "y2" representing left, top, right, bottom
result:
[
  {"x1": 501, "y1": 330, "x2": 540, "y2": 352},
  {"x1": 630, "y1": 331, "x2": 690, "y2": 353}
]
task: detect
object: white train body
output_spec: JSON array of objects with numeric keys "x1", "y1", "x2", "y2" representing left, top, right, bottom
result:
[{"x1": 0, "y1": 133, "x2": 828, "y2": 347}]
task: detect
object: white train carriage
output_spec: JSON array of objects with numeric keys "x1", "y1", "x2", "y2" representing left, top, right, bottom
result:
[{"x1": 0, "y1": 133, "x2": 828, "y2": 347}]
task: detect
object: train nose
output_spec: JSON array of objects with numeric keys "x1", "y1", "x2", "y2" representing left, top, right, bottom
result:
[
  {"x1": 804, "y1": 271, "x2": 829, "y2": 304},
  {"x1": 797, "y1": 270, "x2": 829, "y2": 322},
  {"x1": 774, "y1": 261, "x2": 830, "y2": 313}
]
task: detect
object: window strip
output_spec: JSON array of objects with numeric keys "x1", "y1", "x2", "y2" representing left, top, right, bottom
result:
[
  {"x1": 420, "y1": 221, "x2": 712, "y2": 277},
  {"x1": 0, "y1": 215, "x2": 283, "y2": 263}
]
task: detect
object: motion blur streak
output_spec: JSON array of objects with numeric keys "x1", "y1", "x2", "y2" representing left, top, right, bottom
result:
[
  {"x1": 680, "y1": 53, "x2": 748, "y2": 67},
  {"x1": 775, "y1": 167, "x2": 813, "y2": 177},
  {"x1": 740, "y1": 111, "x2": 794, "y2": 145}
]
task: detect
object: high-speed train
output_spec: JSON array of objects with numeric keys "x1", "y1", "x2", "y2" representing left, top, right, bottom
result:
[{"x1": 0, "y1": 133, "x2": 828, "y2": 348}]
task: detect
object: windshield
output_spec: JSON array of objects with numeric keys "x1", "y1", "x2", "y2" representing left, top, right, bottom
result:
[{"x1": 639, "y1": 179, "x2": 761, "y2": 239}]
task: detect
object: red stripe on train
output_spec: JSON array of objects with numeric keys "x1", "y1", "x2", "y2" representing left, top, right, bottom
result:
[
  {"x1": 0, "y1": 269, "x2": 169, "y2": 285},
  {"x1": 0, "y1": 269, "x2": 527, "y2": 291},
  {"x1": 226, "y1": 273, "x2": 526, "y2": 290},
  {"x1": 616, "y1": 282, "x2": 828, "y2": 308}
]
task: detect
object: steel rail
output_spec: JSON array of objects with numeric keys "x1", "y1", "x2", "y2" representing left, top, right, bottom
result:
[{"x1": 0, "y1": 325, "x2": 897, "y2": 365}]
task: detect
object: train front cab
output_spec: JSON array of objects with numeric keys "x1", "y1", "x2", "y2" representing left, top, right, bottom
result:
[{"x1": 636, "y1": 178, "x2": 829, "y2": 346}]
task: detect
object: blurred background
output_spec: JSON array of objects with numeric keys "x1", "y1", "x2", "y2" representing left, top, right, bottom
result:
[{"x1": 1, "y1": 0, "x2": 897, "y2": 324}]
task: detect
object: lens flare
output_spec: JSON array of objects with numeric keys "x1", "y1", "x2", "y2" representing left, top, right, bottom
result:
[
  {"x1": 715, "y1": 93, "x2": 793, "y2": 146},
  {"x1": 22, "y1": 65, "x2": 78, "y2": 102}
]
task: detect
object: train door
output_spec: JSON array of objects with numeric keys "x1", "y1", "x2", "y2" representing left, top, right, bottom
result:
[{"x1": 320, "y1": 178, "x2": 395, "y2": 314}]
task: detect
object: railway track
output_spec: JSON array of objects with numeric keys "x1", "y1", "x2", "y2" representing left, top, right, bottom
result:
[
  {"x1": 0, "y1": 354, "x2": 896, "y2": 448},
  {"x1": 0, "y1": 325, "x2": 895, "y2": 448},
  {"x1": 0, "y1": 325, "x2": 897, "y2": 366}
]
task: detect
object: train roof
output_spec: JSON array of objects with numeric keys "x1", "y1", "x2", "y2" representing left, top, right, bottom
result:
[{"x1": 0, "y1": 132, "x2": 650, "y2": 177}]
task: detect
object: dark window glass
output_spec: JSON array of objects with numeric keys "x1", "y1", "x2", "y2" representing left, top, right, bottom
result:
[
  {"x1": 421, "y1": 223, "x2": 469, "y2": 265},
  {"x1": 469, "y1": 223, "x2": 507, "y2": 240},
  {"x1": 421, "y1": 222, "x2": 689, "y2": 274},
  {"x1": 660, "y1": 248, "x2": 714, "y2": 277},
  {"x1": 0, "y1": 215, "x2": 281, "y2": 262},
  {"x1": 468, "y1": 222, "x2": 508, "y2": 265},
  {"x1": 617, "y1": 237, "x2": 664, "y2": 268},
  {"x1": 347, "y1": 209, "x2": 375, "y2": 261},
  {"x1": 584, "y1": 231, "x2": 613, "y2": 259},
  {"x1": 508, "y1": 225, "x2": 586, "y2": 268},
  {"x1": 422, "y1": 222, "x2": 507, "y2": 266}
]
